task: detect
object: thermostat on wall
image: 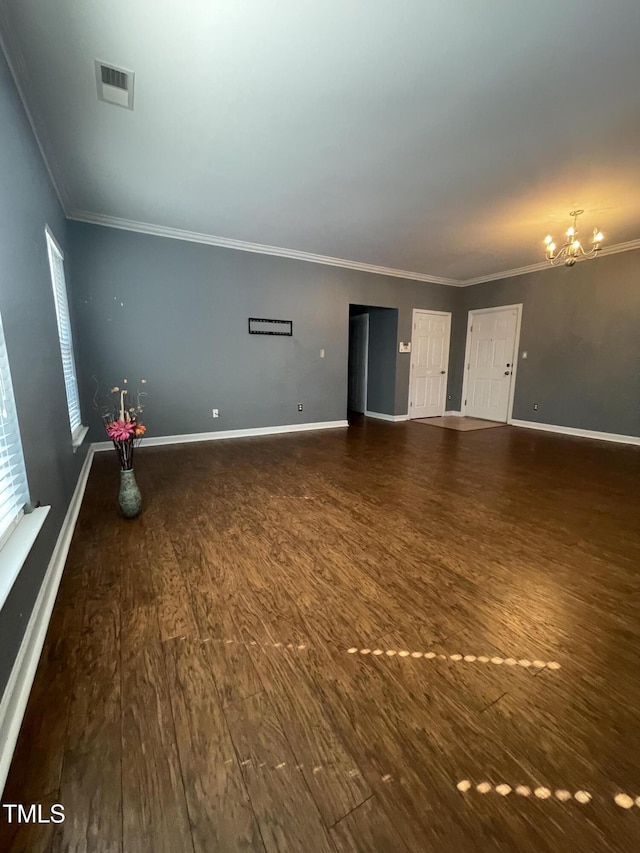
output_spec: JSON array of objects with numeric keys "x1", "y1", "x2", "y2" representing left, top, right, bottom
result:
[{"x1": 399, "y1": 342, "x2": 412, "y2": 353}]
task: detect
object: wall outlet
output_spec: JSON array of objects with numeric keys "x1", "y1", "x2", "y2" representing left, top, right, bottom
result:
[
  {"x1": 447, "y1": 395, "x2": 452, "y2": 401},
  {"x1": 533, "y1": 403, "x2": 538, "y2": 411},
  {"x1": 298, "y1": 404, "x2": 303, "y2": 412},
  {"x1": 212, "y1": 409, "x2": 219, "y2": 418}
]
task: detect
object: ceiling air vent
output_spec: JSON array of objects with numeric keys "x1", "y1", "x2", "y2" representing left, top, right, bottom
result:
[{"x1": 95, "y1": 60, "x2": 135, "y2": 109}]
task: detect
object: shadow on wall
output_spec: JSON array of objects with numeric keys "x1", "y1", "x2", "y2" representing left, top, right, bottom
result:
[{"x1": 348, "y1": 305, "x2": 398, "y2": 417}]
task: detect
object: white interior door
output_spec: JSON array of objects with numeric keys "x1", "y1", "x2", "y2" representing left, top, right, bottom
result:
[
  {"x1": 408, "y1": 310, "x2": 451, "y2": 419},
  {"x1": 348, "y1": 314, "x2": 368, "y2": 413},
  {"x1": 465, "y1": 307, "x2": 519, "y2": 422}
]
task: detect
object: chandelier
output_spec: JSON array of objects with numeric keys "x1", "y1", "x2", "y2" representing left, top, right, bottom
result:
[{"x1": 543, "y1": 210, "x2": 604, "y2": 266}]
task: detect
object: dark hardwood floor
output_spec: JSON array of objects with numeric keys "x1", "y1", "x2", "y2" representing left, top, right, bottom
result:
[{"x1": 2, "y1": 416, "x2": 640, "y2": 852}]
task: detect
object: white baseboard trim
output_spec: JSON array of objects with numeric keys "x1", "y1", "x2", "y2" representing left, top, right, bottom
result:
[
  {"x1": 511, "y1": 419, "x2": 640, "y2": 446},
  {"x1": 444, "y1": 410, "x2": 463, "y2": 417},
  {"x1": 364, "y1": 411, "x2": 408, "y2": 422},
  {"x1": 0, "y1": 447, "x2": 95, "y2": 796},
  {"x1": 92, "y1": 420, "x2": 348, "y2": 452}
]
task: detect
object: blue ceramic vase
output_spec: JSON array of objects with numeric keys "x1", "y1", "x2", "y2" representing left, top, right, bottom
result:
[{"x1": 119, "y1": 469, "x2": 142, "y2": 518}]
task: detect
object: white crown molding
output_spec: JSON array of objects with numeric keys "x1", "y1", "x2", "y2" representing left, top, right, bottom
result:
[
  {"x1": 460, "y1": 238, "x2": 640, "y2": 286},
  {"x1": 68, "y1": 210, "x2": 460, "y2": 286},
  {"x1": 511, "y1": 419, "x2": 640, "y2": 446},
  {"x1": 462, "y1": 260, "x2": 562, "y2": 286},
  {"x1": 0, "y1": 14, "x2": 70, "y2": 214},
  {"x1": 68, "y1": 210, "x2": 640, "y2": 288},
  {"x1": 597, "y1": 237, "x2": 640, "y2": 259}
]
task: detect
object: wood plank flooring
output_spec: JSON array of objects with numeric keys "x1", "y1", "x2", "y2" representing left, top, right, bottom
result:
[{"x1": 2, "y1": 416, "x2": 640, "y2": 852}]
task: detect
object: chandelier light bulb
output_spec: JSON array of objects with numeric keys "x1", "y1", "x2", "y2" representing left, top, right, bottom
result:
[{"x1": 543, "y1": 210, "x2": 604, "y2": 267}]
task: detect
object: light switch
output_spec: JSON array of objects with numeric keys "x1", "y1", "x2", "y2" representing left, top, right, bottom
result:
[
  {"x1": 320, "y1": 349, "x2": 325, "y2": 358},
  {"x1": 521, "y1": 351, "x2": 528, "y2": 359}
]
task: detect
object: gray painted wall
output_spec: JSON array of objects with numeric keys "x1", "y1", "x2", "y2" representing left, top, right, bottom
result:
[
  {"x1": 69, "y1": 223, "x2": 455, "y2": 433},
  {"x1": 0, "y1": 47, "x2": 88, "y2": 694},
  {"x1": 369, "y1": 309, "x2": 399, "y2": 416},
  {"x1": 448, "y1": 250, "x2": 640, "y2": 436}
]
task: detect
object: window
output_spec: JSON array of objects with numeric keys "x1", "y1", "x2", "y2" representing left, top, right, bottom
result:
[
  {"x1": 0, "y1": 312, "x2": 29, "y2": 552},
  {"x1": 45, "y1": 227, "x2": 83, "y2": 441}
]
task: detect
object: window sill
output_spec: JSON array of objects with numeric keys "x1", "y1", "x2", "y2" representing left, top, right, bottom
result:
[
  {"x1": 72, "y1": 425, "x2": 89, "y2": 453},
  {"x1": 0, "y1": 507, "x2": 51, "y2": 612}
]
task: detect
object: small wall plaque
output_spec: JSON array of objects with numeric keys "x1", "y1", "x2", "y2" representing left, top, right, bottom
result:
[{"x1": 248, "y1": 318, "x2": 293, "y2": 336}]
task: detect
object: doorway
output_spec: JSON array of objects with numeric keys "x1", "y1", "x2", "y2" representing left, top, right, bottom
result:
[
  {"x1": 348, "y1": 305, "x2": 399, "y2": 418},
  {"x1": 408, "y1": 309, "x2": 452, "y2": 419},
  {"x1": 461, "y1": 304, "x2": 523, "y2": 422}
]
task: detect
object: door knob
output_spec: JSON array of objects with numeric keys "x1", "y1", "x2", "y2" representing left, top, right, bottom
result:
[
  {"x1": 504, "y1": 371, "x2": 511, "y2": 375},
  {"x1": 440, "y1": 370, "x2": 446, "y2": 374}
]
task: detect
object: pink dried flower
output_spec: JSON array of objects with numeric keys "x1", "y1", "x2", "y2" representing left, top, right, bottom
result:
[{"x1": 107, "y1": 419, "x2": 135, "y2": 441}]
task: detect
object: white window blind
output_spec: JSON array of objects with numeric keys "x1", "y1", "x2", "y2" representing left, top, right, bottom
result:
[
  {"x1": 0, "y1": 313, "x2": 29, "y2": 551},
  {"x1": 45, "y1": 229, "x2": 82, "y2": 438}
]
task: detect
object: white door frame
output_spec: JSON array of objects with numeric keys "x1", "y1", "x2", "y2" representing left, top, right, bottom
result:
[
  {"x1": 407, "y1": 308, "x2": 452, "y2": 418},
  {"x1": 460, "y1": 303, "x2": 523, "y2": 424},
  {"x1": 349, "y1": 313, "x2": 369, "y2": 413}
]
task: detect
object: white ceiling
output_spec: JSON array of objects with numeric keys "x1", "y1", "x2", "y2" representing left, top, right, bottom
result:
[{"x1": 2, "y1": 0, "x2": 640, "y2": 283}]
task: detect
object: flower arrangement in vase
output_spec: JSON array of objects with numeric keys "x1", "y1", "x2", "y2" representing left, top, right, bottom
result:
[{"x1": 95, "y1": 378, "x2": 148, "y2": 518}]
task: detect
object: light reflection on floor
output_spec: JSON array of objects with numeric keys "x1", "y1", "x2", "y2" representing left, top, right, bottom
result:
[
  {"x1": 457, "y1": 780, "x2": 640, "y2": 809},
  {"x1": 346, "y1": 647, "x2": 561, "y2": 670}
]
